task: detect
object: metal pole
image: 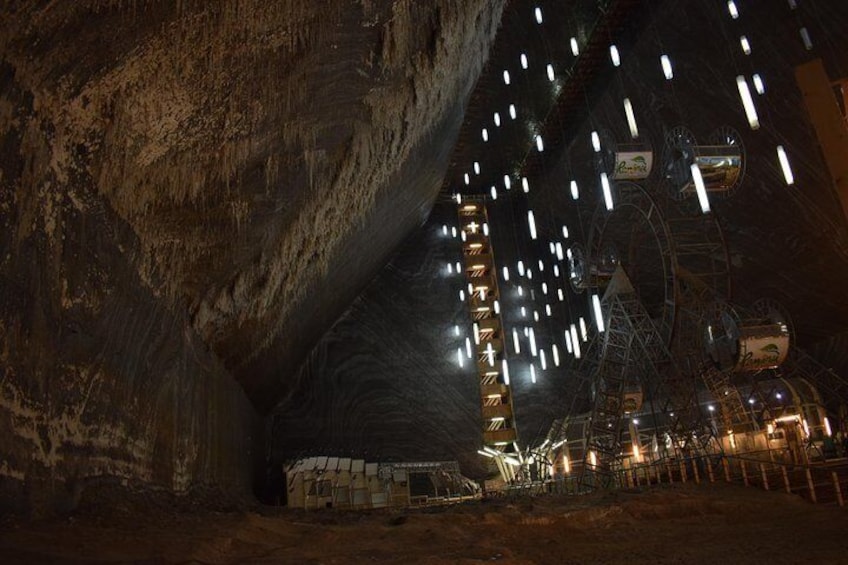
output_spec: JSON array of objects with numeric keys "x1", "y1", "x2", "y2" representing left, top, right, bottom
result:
[
  {"x1": 805, "y1": 468, "x2": 817, "y2": 503},
  {"x1": 781, "y1": 465, "x2": 792, "y2": 494},
  {"x1": 832, "y1": 471, "x2": 844, "y2": 507}
]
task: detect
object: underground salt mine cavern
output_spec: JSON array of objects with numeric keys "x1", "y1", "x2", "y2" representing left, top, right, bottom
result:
[{"x1": 2, "y1": 1, "x2": 848, "y2": 563}]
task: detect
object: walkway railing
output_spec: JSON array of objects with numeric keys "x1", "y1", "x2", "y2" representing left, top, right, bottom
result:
[{"x1": 485, "y1": 454, "x2": 848, "y2": 507}]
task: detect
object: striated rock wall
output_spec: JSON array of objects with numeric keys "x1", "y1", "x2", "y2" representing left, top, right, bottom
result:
[{"x1": 0, "y1": 0, "x2": 504, "y2": 513}]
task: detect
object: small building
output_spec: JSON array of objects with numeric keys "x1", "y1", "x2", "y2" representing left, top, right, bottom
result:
[{"x1": 284, "y1": 458, "x2": 479, "y2": 510}]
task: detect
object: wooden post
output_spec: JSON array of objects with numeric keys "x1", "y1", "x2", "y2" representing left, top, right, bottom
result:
[
  {"x1": 707, "y1": 458, "x2": 715, "y2": 483},
  {"x1": 692, "y1": 459, "x2": 701, "y2": 484},
  {"x1": 806, "y1": 468, "x2": 817, "y2": 503},
  {"x1": 760, "y1": 463, "x2": 769, "y2": 491},
  {"x1": 781, "y1": 465, "x2": 792, "y2": 494},
  {"x1": 723, "y1": 458, "x2": 731, "y2": 482},
  {"x1": 832, "y1": 472, "x2": 844, "y2": 507},
  {"x1": 680, "y1": 460, "x2": 688, "y2": 483},
  {"x1": 667, "y1": 462, "x2": 674, "y2": 483},
  {"x1": 741, "y1": 460, "x2": 749, "y2": 487}
]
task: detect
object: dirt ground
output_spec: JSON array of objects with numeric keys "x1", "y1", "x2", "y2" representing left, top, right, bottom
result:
[{"x1": 1, "y1": 482, "x2": 847, "y2": 564}]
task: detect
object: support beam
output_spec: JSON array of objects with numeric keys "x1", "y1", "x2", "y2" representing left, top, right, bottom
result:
[{"x1": 795, "y1": 59, "x2": 848, "y2": 221}]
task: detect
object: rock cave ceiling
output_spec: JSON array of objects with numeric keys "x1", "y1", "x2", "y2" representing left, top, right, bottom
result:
[
  {"x1": 441, "y1": 0, "x2": 848, "y2": 349},
  {"x1": 271, "y1": 0, "x2": 848, "y2": 471},
  {"x1": 0, "y1": 0, "x2": 506, "y2": 413}
]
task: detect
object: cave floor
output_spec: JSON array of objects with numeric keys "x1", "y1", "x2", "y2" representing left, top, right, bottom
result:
[{"x1": 1, "y1": 482, "x2": 847, "y2": 564}]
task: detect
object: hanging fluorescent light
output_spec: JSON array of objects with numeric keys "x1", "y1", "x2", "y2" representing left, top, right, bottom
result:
[
  {"x1": 557, "y1": 288, "x2": 564, "y2": 301},
  {"x1": 727, "y1": 0, "x2": 739, "y2": 19},
  {"x1": 541, "y1": 282, "x2": 548, "y2": 294},
  {"x1": 752, "y1": 73, "x2": 765, "y2": 94},
  {"x1": 456, "y1": 193, "x2": 461, "y2": 204},
  {"x1": 503, "y1": 174, "x2": 511, "y2": 190},
  {"x1": 520, "y1": 53, "x2": 528, "y2": 69},
  {"x1": 530, "y1": 364, "x2": 537, "y2": 383},
  {"x1": 564, "y1": 330, "x2": 573, "y2": 353},
  {"x1": 455, "y1": 261, "x2": 461, "y2": 273},
  {"x1": 552, "y1": 345, "x2": 560, "y2": 367},
  {"x1": 502, "y1": 359, "x2": 511, "y2": 385},
  {"x1": 509, "y1": 104, "x2": 517, "y2": 120},
  {"x1": 549, "y1": 242, "x2": 556, "y2": 255},
  {"x1": 442, "y1": 224, "x2": 448, "y2": 236},
  {"x1": 503, "y1": 266, "x2": 510, "y2": 281},
  {"x1": 461, "y1": 230, "x2": 467, "y2": 242},
  {"x1": 529, "y1": 327, "x2": 538, "y2": 357},
  {"x1": 570, "y1": 37, "x2": 579, "y2": 56},
  {"x1": 623, "y1": 98, "x2": 639, "y2": 139},
  {"x1": 512, "y1": 328, "x2": 521, "y2": 354},
  {"x1": 494, "y1": 112, "x2": 501, "y2": 127},
  {"x1": 447, "y1": 262, "x2": 454, "y2": 275},
  {"x1": 473, "y1": 322, "x2": 481, "y2": 345},
  {"x1": 553, "y1": 265, "x2": 560, "y2": 277},
  {"x1": 459, "y1": 289, "x2": 465, "y2": 302},
  {"x1": 579, "y1": 317, "x2": 588, "y2": 341},
  {"x1": 591, "y1": 130, "x2": 601, "y2": 152},
  {"x1": 609, "y1": 45, "x2": 621, "y2": 67},
  {"x1": 528, "y1": 210, "x2": 537, "y2": 240},
  {"x1": 538, "y1": 260, "x2": 544, "y2": 272},
  {"x1": 503, "y1": 70, "x2": 511, "y2": 85},
  {"x1": 690, "y1": 164, "x2": 711, "y2": 213},
  {"x1": 777, "y1": 145, "x2": 795, "y2": 185},
  {"x1": 483, "y1": 223, "x2": 489, "y2": 236},
  {"x1": 800, "y1": 27, "x2": 813, "y2": 50},
  {"x1": 463, "y1": 173, "x2": 470, "y2": 185},
  {"x1": 517, "y1": 261, "x2": 525, "y2": 276},
  {"x1": 494, "y1": 300, "x2": 500, "y2": 314},
  {"x1": 457, "y1": 348, "x2": 464, "y2": 367},
  {"x1": 536, "y1": 134, "x2": 544, "y2": 152},
  {"x1": 545, "y1": 304, "x2": 552, "y2": 317},
  {"x1": 485, "y1": 342, "x2": 496, "y2": 366},
  {"x1": 592, "y1": 293, "x2": 605, "y2": 332},
  {"x1": 739, "y1": 35, "x2": 751, "y2": 55},
  {"x1": 521, "y1": 306, "x2": 527, "y2": 318},
  {"x1": 465, "y1": 337, "x2": 472, "y2": 358},
  {"x1": 660, "y1": 54, "x2": 673, "y2": 80},
  {"x1": 526, "y1": 269, "x2": 533, "y2": 280},
  {"x1": 540, "y1": 349, "x2": 547, "y2": 370},
  {"x1": 522, "y1": 177, "x2": 530, "y2": 193},
  {"x1": 736, "y1": 75, "x2": 760, "y2": 129},
  {"x1": 570, "y1": 325, "x2": 581, "y2": 358},
  {"x1": 473, "y1": 161, "x2": 480, "y2": 175},
  {"x1": 570, "y1": 180, "x2": 579, "y2": 200},
  {"x1": 534, "y1": 6, "x2": 543, "y2": 24},
  {"x1": 546, "y1": 64, "x2": 555, "y2": 82},
  {"x1": 562, "y1": 225, "x2": 569, "y2": 238},
  {"x1": 533, "y1": 310, "x2": 539, "y2": 321},
  {"x1": 454, "y1": 324, "x2": 460, "y2": 337},
  {"x1": 600, "y1": 172, "x2": 614, "y2": 211},
  {"x1": 482, "y1": 128, "x2": 489, "y2": 142},
  {"x1": 556, "y1": 242, "x2": 564, "y2": 261},
  {"x1": 490, "y1": 186, "x2": 498, "y2": 200}
]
